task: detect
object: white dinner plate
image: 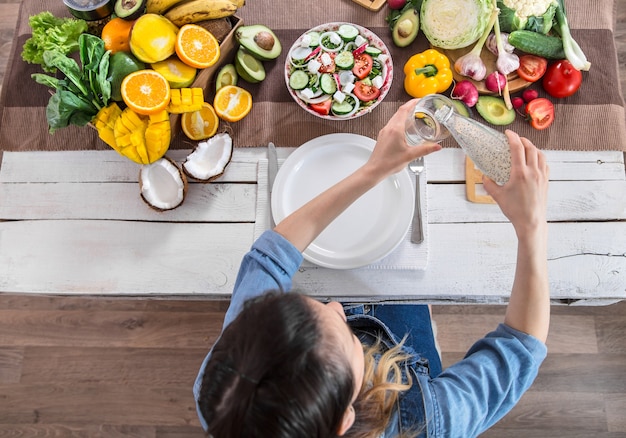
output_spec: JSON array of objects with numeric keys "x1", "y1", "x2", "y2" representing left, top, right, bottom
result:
[{"x1": 271, "y1": 133, "x2": 414, "y2": 269}]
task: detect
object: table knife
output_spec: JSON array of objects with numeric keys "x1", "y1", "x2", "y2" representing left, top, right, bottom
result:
[{"x1": 267, "y1": 142, "x2": 278, "y2": 227}]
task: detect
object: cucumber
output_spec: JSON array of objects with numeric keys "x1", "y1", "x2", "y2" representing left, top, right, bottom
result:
[
  {"x1": 289, "y1": 70, "x2": 309, "y2": 90},
  {"x1": 335, "y1": 51, "x2": 354, "y2": 69},
  {"x1": 337, "y1": 24, "x2": 359, "y2": 41},
  {"x1": 331, "y1": 99, "x2": 355, "y2": 115},
  {"x1": 508, "y1": 30, "x2": 566, "y2": 60},
  {"x1": 320, "y1": 73, "x2": 337, "y2": 94},
  {"x1": 364, "y1": 46, "x2": 382, "y2": 56},
  {"x1": 307, "y1": 31, "x2": 320, "y2": 47}
]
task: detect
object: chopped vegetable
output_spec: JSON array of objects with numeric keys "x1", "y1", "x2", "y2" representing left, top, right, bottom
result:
[
  {"x1": 403, "y1": 48, "x2": 453, "y2": 98},
  {"x1": 525, "y1": 97, "x2": 554, "y2": 129},
  {"x1": 21, "y1": 11, "x2": 88, "y2": 73},
  {"x1": 497, "y1": 0, "x2": 557, "y2": 34},
  {"x1": 453, "y1": 8, "x2": 498, "y2": 81},
  {"x1": 421, "y1": 0, "x2": 493, "y2": 49},
  {"x1": 31, "y1": 33, "x2": 111, "y2": 133},
  {"x1": 517, "y1": 54, "x2": 548, "y2": 82}
]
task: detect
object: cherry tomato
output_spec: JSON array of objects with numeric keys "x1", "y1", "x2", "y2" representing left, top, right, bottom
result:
[
  {"x1": 353, "y1": 80, "x2": 381, "y2": 102},
  {"x1": 525, "y1": 98, "x2": 555, "y2": 130},
  {"x1": 309, "y1": 99, "x2": 332, "y2": 116},
  {"x1": 517, "y1": 55, "x2": 548, "y2": 82},
  {"x1": 542, "y1": 60, "x2": 583, "y2": 98},
  {"x1": 352, "y1": 53, "x2": 373, "y2": 80}
]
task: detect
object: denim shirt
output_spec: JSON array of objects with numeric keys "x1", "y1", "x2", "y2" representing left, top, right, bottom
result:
[{"x1": 194, "y1": 230, "x2": 547, "y2": 437}]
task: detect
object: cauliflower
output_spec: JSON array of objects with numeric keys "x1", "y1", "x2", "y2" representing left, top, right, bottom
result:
[{"x1": 497, "y1": 0, "x2": 557, "y2": 34}]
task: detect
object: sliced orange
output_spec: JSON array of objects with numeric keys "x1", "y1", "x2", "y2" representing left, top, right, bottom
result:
[
  {"x1": 175, "y1": 24, "x2": 220, "y2": 69},
  {"x1": 213, "y1": 85, "x2": 252, "y2": 122},
  {"x1": 181, "y1": 102, "x2": 220, "y2": 140},
  {"x1": 121, "y1": 69, "x2": 171, "y2": 115},
  {"x1": 101, "y1": 17, "x2": 134, "y2": 54}
]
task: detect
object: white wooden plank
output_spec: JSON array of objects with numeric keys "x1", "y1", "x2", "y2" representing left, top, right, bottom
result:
[
  {"x1": 1, "y1": 220, "x2": 623, "y2": 300},
  {"x1": 293, "y1": 222, "x2": 626, "y2": 303},
  {"x1": 0, "y1": 150, "x2": 259, "y2": 183},
  {"x1": 0, "y1": 182, "x2": 257, "y2": 221},
  {"x1": 2, "y1": 149, "x2": 624, "y2": 183},
  {"x1": 428, "y1": 180, "x2": 626, "y2": 223},
  {"x1": 0, "y1": 220, "x2": 254, "y2": 295}
]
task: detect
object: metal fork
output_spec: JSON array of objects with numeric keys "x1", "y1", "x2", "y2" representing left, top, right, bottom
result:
[{"x1": 408, "y1": 157, "x2": 425, "y2": 244}]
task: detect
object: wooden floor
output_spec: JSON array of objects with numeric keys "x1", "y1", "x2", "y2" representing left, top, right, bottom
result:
[{"x1": 0, "y1": 1, "x2": 625, "y2": 436}]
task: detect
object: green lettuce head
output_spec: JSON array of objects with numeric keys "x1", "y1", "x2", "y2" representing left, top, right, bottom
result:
[{"x1": 421, "y1": 0, "x2": 493, "y2": 49}]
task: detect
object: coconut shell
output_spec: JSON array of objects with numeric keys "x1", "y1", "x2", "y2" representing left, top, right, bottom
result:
[
  {"x1": 139, "y1": 156, "x2": 189, "y2": 211},
  {"x1": 195, "y1": 18, "x2": 233, "y2": 43}
]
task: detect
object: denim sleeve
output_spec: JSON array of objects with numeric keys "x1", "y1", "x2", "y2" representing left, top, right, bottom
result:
[
  {"x1": 422, "y1": 323, "x2": 547, "y2": 438},
  {"x1": 222, "y1": 229, "x2": 303, "y2": 328}
]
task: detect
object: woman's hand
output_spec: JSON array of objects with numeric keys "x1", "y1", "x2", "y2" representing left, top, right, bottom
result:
[
  {"x1": 483, "y1": 130, "x2": 549, "y2": 240},
  {"x1": 365, "y1": 99, "x2": 442, "y2": 178}
]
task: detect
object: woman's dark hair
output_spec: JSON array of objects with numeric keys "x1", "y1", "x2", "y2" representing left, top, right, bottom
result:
[{"x1": 198, "y1": 292, "x2": 355, "y2": 437}]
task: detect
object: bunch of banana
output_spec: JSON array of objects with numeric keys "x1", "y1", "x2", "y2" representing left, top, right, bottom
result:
[{"x1": 146, "y1": 0, "x2": 245, "y2": 26}]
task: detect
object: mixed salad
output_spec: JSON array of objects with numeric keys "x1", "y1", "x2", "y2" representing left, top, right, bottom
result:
[{"x1": 286, "y1": 23, "x2": 392, "y2": 118}]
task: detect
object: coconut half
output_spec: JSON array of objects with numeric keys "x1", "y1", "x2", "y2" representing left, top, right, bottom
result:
[
  {"x1": 183, "y1": 133, "x2": 233, "y2": 182},
  {"x1": 139, "y1": 157, "x2": 188, "y2": 211}
]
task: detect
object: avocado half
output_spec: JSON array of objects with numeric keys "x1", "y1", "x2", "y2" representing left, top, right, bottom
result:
[
  {"x1": 475, "y1": 96, "x2": 515, "y2": 126},
  {"x1": 392, "y1": 8, "x2": 419, "y2": 48},
  {"x1": 236, "y1": 25, "x2": 282, "y2": 61},
  {"x1": 235, "y1": 47, "x2": 266, "y2": 83},
  {"x1": 114, "y1": 0, "x2": 145, "y2": 20}
]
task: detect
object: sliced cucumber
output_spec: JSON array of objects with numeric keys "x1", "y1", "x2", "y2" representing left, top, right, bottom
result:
[
  {"x1": 335, "y1": 51, "x2": 354, "y2": 70},
  {"x1": 331, "y1": 97, "x2": 356, "y2": 115},
  {"x1": 289, "y1": 70, "x2": 310, "y2": 90},
  {"x1": 307, "y1": 31, "x2": 320, "y2": 47},
  {"x1": 320, "y1": 73, "x2": 337, "y2": 95},
  {"x1": 337, "y1": 24, "x2": 359, "y2": 41},
  {"x1": 364, "y1": 46, "x2": 382, "y2": 56}
]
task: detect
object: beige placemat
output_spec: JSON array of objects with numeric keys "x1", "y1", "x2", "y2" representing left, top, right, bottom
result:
[{"x1": 1, "y1": 0, "x2": 625, "y2": 152}]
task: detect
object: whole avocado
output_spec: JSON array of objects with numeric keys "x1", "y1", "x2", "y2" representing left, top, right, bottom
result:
[{"x1": 108, "y1": 52, "x2": 145, "y2": 101}]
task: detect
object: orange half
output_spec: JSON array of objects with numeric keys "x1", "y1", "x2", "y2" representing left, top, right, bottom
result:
[
  {"x1": 175, "y1": 24, "x2": 220, "y2": 69},
  {"x1": 121, "y1": 69, "x2": 171, "y2": 115},
  {"x1": 181, "y1": 102, "x2": 220, "y2": 140},
  {"x1": 213, "y1": 85, "x2": 252, "y2": 122}
]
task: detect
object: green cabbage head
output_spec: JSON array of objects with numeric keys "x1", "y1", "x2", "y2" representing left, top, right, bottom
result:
[{"x1": 421, "y1": 0, "x2": 493, "y2": 49}]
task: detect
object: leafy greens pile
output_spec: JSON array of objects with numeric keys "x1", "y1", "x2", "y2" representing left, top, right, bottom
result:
[
  {"x1": 21, "y1": 11, "x2": 88, "y2": 73},
  {"x1": 32, "y1": 33, "x2": 111, "y2": 133}
]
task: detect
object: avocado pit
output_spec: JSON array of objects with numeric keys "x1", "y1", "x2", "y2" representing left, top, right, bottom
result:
[{"x1": 254, "y1": 31, "x2": 275, "y2": 51}]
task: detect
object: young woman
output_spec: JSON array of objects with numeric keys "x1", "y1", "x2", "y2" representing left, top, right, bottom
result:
[{"x1": 193, "y1": 99, "x2": 550, "y2": 438}]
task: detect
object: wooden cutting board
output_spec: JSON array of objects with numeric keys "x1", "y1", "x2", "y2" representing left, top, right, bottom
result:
[{"x1": 351, "y1": 0, "x2": 387, "y2": 11}]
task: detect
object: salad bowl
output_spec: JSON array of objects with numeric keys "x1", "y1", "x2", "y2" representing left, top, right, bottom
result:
[{"x1": 284, "y1": 22, "x2": 393, "y2": 120}]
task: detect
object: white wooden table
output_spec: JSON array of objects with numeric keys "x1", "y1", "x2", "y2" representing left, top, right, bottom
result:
[{"x1": 0, "y1": 147, "x2": 624, "y2": 304}]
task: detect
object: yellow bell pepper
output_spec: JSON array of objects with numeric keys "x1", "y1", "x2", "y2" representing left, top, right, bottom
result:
[{"x1": 403, "y1": 49, "x2": 453, "y2": 98}]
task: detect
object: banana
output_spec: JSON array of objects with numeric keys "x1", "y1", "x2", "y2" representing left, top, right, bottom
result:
[
  {"x1": 145, "y1": 0, "x2": 186, "y2": 15},
  {"x1": 164, "y1": 0, "x2": 238, "y2": 26}
]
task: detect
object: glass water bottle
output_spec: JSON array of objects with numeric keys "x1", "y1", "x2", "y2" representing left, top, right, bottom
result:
[{"x1": 405, "y1": 94, "x2": 512, "y2": 185}]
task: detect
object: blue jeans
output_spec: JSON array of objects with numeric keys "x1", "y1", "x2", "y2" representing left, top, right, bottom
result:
[{"x1": 343, "y1": 304, "x2": 442, "y2": 378}]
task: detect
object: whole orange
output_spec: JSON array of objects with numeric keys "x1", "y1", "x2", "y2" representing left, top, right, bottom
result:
[{"x1": 101, "y1": 18, "x2": 135, "y2": 54}]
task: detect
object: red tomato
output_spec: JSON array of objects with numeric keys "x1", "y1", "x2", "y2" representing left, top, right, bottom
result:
[
  {"x1": 309, "y1": 99, "x2": 332, "y2": 116},
  {"x1": 525, "y1": 98, "x2": 555, "y2": 130},
  {"x1": 352, "y1": 53, "x2": 373, "y2": 80},
  {"x1": 353, "y1": 80, "x2": 381, "y2": 102},
  {"x1": 517, "y1": 55, "x2": 548, "y2": 82},
  {"x1": 317, "y1": 52, "x2": 336, "y2": 74},
  {"x1": 542, "y1": 60, "x2": 583, "y2": 98}
]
